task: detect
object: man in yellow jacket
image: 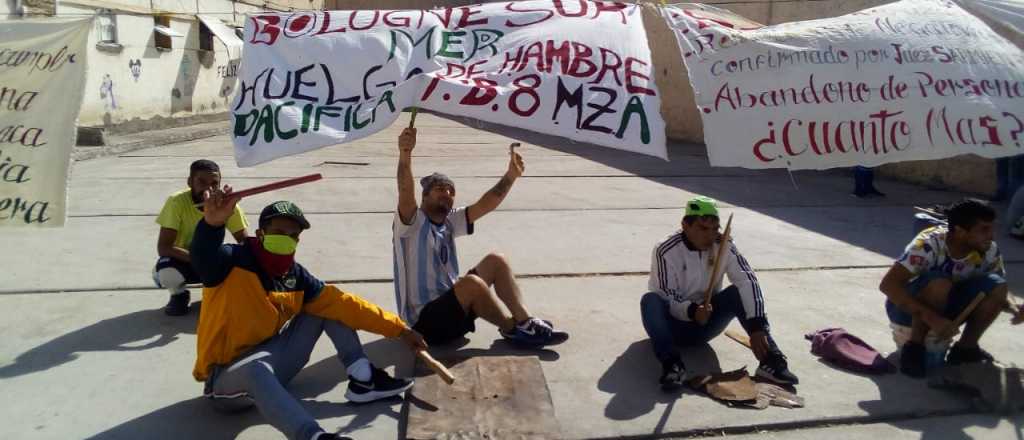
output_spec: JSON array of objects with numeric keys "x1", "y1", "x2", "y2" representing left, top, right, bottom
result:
[{"x1": 192, "y1": 185, "x2": 427, "y2": 440}]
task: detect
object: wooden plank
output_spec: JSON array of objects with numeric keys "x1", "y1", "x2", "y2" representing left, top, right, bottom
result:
[{"x1": 406, "y1": 356, "x2": 560, "y2": 440}]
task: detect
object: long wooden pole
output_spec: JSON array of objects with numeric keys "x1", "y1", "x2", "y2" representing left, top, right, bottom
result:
[
  {"x1": 702, "y1": 214, "x2": 734, "y2": 306},
  {"x1": 195, "y1": 173, "x2": 322, "y2": 207}
]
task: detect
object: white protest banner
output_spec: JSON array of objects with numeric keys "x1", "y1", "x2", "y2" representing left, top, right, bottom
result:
[
  {"x1": 231, "y1": 0, "x2": 666, "y2": 166},
  {"x1": 664, "y1": 0, "x2": 1024, "y2": 170},
  {"x1": 1, "y1": 18, "x2": 91, "y2": 227}
]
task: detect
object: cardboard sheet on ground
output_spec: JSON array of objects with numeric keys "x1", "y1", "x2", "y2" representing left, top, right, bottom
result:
[
  {"x1": 230, "y1": 1, "x2": 666, "y2": 166},
  {"x1": 0, "y1": 18, "x2": 92, "y2": 227},
  {"x1": 664, "y1": 0, "x2": 1024, "y2": 170},
  {"x1": 406, "y1": 355, "x2": 560, "y2": 439},
  {"x1": 688, "y1": 367, "x2": 805, "y2": 409}
]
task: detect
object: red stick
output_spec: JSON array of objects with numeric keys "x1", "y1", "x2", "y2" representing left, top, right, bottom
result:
[
  {"x1": 232, "y1": 173, "x2": 322, "y2": 198},
  {"x1": 197, "y1": 173, "x2": 322, "y2": 206}
]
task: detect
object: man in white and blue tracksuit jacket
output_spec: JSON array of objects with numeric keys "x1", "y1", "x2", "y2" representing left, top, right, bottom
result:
[{"x1": 641, "y1": 196, "x2": 799, "y2": 391}]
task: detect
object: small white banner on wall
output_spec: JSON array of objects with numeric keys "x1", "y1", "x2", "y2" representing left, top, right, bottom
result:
[
  {"x1": 664, "y1": 0, "x2": 1024, "y2": 170},
  {"x1": 0, "y1": 18, "x2": 92, "y2": 227},
  {"x1": 231, "y1": 1, "x2": 667, "y2": 166}
]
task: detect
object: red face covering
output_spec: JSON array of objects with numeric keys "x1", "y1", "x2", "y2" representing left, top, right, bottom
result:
[{"x1": 248, "y1": 237, "x2": 294, "y2": 277}]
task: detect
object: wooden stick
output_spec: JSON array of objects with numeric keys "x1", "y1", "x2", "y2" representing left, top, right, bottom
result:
[
  {"x1": 725, "y1": 327, "x2": 751, "y2": 348},
  {"x1": 1004, "y1": 295, "x2": 1022, "y2": 324},
  {"x1": 416, "y1": 350, "x2": 455, "y2": 385},
  {"x1": 1008, "y1": 295, "x2": 1020, "y2": 312},
  {"x1": 703, "y1": 214, "x2": 734, "y2": 306},
  {"x1": 408, "y1": 107, "x2": 418, "y2": 128},
  {"x1": 937, "y1": 293, "x2": 985, "y2": 339},
  {"x1": 195, "y1": 174, "x2": 322, "y2": 207}
]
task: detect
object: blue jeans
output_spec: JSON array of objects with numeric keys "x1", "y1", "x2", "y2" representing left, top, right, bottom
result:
[
  {"x1": 206, "y1": 314, "x2": 366, "y2": 440},
  {"x1": 886, "y1": 272, "x2": 1007, "y2": 326},
  {"x1": 641, "y1": 286, "x2": 769, "y2": 363}
]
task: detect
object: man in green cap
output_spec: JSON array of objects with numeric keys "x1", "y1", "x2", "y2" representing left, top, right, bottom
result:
[
  {"x1": 641, "y1": 195, "x2": 799, "y2": 391},
  {"x1": 190, "y1": 187, "x2": 427, "y2": 440}
]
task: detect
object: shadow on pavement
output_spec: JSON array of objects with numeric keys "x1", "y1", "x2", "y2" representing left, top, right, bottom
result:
[
  {"x1": 807, "y1": 357, "x2": 1005, "y2": 440},
  {"x1": 598, "y1": 339, "x2": 720, "y2": 430},
  {"x1": 0, "y1": 301, "x2": 202, "y2": 379}
]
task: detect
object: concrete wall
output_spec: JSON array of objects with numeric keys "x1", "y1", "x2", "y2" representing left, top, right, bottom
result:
[
  {"x1": 1, "y1": 0, "x2": 18, "y2": 17},
  {"x1": 61, "y1": 0, "x2": 324, "y2": 131},
  {"x1": 63, "y1": 3, "x2": 238, "y2": 130},
  {"x1": 5, "y1": 0, "x2": 323, "y2": 133}
]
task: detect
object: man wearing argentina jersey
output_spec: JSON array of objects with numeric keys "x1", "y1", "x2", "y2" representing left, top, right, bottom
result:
[
  {"x1": 641, "y1": 196, "x2": 798, "y2": 391},
  {"x1": 393, "y1": 127, "x2": 568, "y2": 347}
]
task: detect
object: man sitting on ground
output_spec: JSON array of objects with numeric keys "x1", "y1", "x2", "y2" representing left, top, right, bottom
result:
[
  {"x1": 154, "y1": 159, "x2": 248, "y2": 315},
  {"x1": 192, "y1": 187, "x2": 427, "y2": 440},
  {"x1": 642, "y1": 196, "x2": 799, "y2": 391},
  {"x1": 392, "y1": 127, "x2": 568, "y2": 347},
  {"x1": 881, "y1": 198, "x2": 1022, "y2": 378}
]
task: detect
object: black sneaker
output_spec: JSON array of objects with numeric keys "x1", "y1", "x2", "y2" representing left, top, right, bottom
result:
[
  {"x1": 344, "y1": 366, "x2": 413, "y2": 403},
  {"x1": 164, "y1": 290, "x2": 190, "y2": 316},
  {"x1": 946, "y1": 345, "x2": 995, "y2": 365},
  {"x1": 756, "y1": 351, "x2": 800, "y2": 385},
  {"x1": 659, "y1": 359, "x2": 686, "y2": 392},
  {"x1": 900, "y1": 341, "x2": 926, "y2": 378}
]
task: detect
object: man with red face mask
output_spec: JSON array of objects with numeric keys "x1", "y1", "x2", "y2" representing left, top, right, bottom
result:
[
  {"x1": 393, "y1": 127, "x2": 568, "y2": 348},
  {"x1": 190, "y1": 187, "x2": 427, "y2": 440}
]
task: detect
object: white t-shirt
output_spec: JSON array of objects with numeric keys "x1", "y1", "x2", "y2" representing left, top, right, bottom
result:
[{"x1": 392, "y1": 207, "x2": 473, "y2": 324}]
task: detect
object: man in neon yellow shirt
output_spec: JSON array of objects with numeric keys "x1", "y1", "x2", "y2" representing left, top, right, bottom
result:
[{"x1": 154, "y1": 159, "x2": 248, "y2": 315}]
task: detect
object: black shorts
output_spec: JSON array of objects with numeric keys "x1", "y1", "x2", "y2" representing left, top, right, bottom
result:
[{"x1": 413, "y1": 288, "x2": 477, "y2": 345}]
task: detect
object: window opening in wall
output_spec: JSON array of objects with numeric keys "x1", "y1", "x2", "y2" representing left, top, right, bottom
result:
[
  {"x1": 97, "y1": 9, "x2": 118, "y2": 43},
  {"x1": 199, "y1": 20, "x2": 214, "y2": 52},
  {"x1": 153, "y1": 16, "x2": 182, "y2": 51},
  {"x1": 96, "y1": 9, "x2": 122, "y2": 51}
]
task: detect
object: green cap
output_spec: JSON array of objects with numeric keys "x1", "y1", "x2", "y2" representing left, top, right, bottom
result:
[
  {"x1": 260, "y1": 201, "x2": 311, "y2": 230},
  {"x1": 685, "y1": 196, "x2": 719, "y2": 218}
]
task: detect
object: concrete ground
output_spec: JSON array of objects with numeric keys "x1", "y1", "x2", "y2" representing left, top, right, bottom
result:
[{"x1": 1, "y1": 113, "x2": 1022, "y2": 440}]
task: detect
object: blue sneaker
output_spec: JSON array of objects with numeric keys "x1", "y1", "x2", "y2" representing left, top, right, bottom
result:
[{"x1": 500, "y1": 318, "x2": 569, "y2": 347}]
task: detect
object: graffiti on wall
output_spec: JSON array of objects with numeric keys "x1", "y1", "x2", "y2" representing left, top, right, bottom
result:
[
  {"x1": 216, "y1": 62, "x2": 238, "y2": 78},
  {"x1": 128, "y1": 59, "x2": 141, "y2": 82},
  {"x1": 99, "y1": 74, "x2": 116, "y2": 109}
]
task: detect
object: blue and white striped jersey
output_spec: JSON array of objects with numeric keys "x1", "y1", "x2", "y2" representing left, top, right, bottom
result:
[{"x1": 392, "y1": 207, "x2": 474, "y2": 325}]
